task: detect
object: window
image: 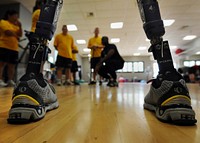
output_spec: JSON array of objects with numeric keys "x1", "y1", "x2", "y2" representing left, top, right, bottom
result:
[
  {"x1": 196, "y1": 61, "x2": 200, "y2": 66},
  {"x1": 117, "y1": 61, "x2": 144, "y2": 73},
  {"x1": 183, "y1": 60, "x2": 200, "y2": 67}
]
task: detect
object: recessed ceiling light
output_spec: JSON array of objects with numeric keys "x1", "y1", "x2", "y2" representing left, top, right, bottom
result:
[
  {"x1": 83, "y1": 48, "x2": 91, "y2": 52},
  {"x1": 111, "y1": 38, "x2": 120, "y2": 43},
  {"x1": 76, "y1": 40, "x2": 86, "y2": 44},
  {"x1": 138, "y1": 46, "x2": 147, "y2": 50},
  {"x1": 67, "y1": 24, "x2": 78, "y2": 31},
  {"x1": 133, "y1": 53, "x2": 141, "y2": 56},
  {"x1": 196, "y1": 51, "x2": 200, "y2": 55},
  {"x1": 163, "y1": 19, "x2": 175, "y2": 27},
  {"x1": 183, "y1": 35, "x2": 197, "y2": 40},
  {"x1": 110, "y1": 22, "x2": 123, "y2": 29}
]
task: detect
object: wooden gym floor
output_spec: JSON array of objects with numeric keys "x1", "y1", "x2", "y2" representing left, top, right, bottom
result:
[{"x1": 0, "y1": 83, "x2": 200, "y2": 143}]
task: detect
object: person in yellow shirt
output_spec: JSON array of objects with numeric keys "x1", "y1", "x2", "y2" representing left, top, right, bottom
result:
[
  {"x1": 31, "y1": 0, "x2": 46, "y2": 32},
  {"x1": 71, "y1": 45, "x2": 80, "y2": 85},
  {"x1": 87, "y1": 27, "x2": 104, "y2": 85},
  {"x1": 54, "y1": 25, "x2": 74, "y2": 86},
  {"x1": 0, "y1": 10, "x2": 22, "y2": 87}
]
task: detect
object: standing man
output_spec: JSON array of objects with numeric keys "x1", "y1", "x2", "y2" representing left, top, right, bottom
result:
[
  {"x1": 0, "y1": 10, "x2": 22, "y2": 87},
  {"x1": 54, "y1": 25, "x2": 74, "y2": 86},
  {"x1": 87, "y1": 27, "x2": 104, "y2": 85}
]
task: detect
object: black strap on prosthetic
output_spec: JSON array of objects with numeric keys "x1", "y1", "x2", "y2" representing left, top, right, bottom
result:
[
  {"x1": 26, "y1": 39, "x2": 48, "y2": 74},
  {"x1": 26, "y1": 0, "x2": 63, "y2": 75},
  {"x1": 150, "y1": 41, "x2": 174, "y2": 73},
  {"x1": 137, "y1": 0, "x2": 175, "y2": 73},
  {"x1": 137, "y1": 0, "x2": 165, "y2": 40}
]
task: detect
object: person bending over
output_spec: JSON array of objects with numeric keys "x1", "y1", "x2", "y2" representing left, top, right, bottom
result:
[{"x1": 95, "y1": 36, "x2": 124, "y2": 87}]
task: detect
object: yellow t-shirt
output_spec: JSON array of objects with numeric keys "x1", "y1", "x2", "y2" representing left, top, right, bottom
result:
[
  {"x1": 0, "y1": 20, "x2": 20, "y2": 51},
  {"x1": 31, "y1": 9, "x2": 41, "y2": 32},
  {"x1": 54, "y1": 33, "x2": 74, "y2": 59},
  {"x1": 72, "y1": 45, "x2": 78, "y2": 61},
  {"x1": 87, "y1": 36, "x2": 103, "y2": 58}
]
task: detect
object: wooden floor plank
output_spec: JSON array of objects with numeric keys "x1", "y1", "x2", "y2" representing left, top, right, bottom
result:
[{"x1": 0, "y1": 83, "x2": 200, "y2": 143}]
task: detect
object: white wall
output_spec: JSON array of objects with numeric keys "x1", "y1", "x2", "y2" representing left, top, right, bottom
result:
[{"x1": 81, "y1": 55, "x2": 154, "y2": 82}]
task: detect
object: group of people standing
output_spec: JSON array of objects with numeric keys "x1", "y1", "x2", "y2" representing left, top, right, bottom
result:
[
  {"x1": 88, "y1": 27, "x2": 124, "y2": 87},
  {"x1": 0, "y1": 0, "x2": 124, "y2": 88},
  {"x1": 0, "y1": 0, "x2": 80, "y2": 87},
  {"x1": 54, "y1": 25, "x2": 124, "y2": 87}
]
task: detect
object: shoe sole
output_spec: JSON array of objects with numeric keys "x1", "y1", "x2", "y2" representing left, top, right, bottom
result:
[
  {"x1": 7, "y1": 101, "x2": 59, "y2": 124},
  {"x1": 144, "y1": 103, "x2": 197, "y2": 125}
]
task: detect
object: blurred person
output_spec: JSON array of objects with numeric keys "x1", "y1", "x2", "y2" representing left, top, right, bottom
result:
[
  {"x1": 87, "y1": 27, "x2": 104, "y2": 85},
  {"x1": 95, "y1": 36, "x2": 124, "y2": 87},
  {"x1": 71, "y1": 45, "x2": 80, "y2": 85},
  {"x1": 31, "y1": 0, "x2": 46, "y2": 32},
  {"x1": 188, "y1": 65, "x2": 200, "y2": 83},
  {"x1": 0, "y1": 10, "x2": 22, "y2": 87},
  {"x1": 54, "y1": 25, "x2": 74, "y2": 86}
]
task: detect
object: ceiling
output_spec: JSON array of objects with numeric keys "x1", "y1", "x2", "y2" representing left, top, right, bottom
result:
[{"x1": 1, "y1": 0, "x2": 200, "y2": 57}]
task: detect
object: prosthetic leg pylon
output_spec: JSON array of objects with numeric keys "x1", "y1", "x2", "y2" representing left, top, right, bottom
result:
[
  {"x1": 7, "y1": 0, "x2": 63, "y2": 124},
  {"x1": 137, "y1": 0, "x2": 197, "y2": 125}
]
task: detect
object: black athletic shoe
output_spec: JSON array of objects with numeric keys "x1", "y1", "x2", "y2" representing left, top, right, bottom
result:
[
  {"x1": 74, "y1": 81, "x2": 80, "y2": 85},
  {"x1": 7, "y1": 73, "x2": 59, "y2": 124},
  {"x1": 144, "y1": 70, "x2": 197, "y2": 125},
  {"x1": 107, "y1": 80, "x2": 118, "y2": 87},
  {"x1": 99, "y1": 81, "x2": 102, "y2": 85},
  {"x1": 89, "y1": 81, "x2": 96, "y2": 85}
]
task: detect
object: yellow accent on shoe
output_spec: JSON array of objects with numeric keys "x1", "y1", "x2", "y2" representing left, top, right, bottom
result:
[
  {"x1": 161, "y1": 95, "x2": 191, "y2": 106},
  {"x1": 13, "y1": 95, "x2": 40, "y2": 105}
]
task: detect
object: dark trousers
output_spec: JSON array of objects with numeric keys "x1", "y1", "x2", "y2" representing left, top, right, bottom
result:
[{"x1": 98, "y1": 60, "x2": 123, "y2": 80}]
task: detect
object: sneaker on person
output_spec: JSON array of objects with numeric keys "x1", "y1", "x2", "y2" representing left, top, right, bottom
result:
[
  {"x1": 57, "y1": 79, "x2": 62, "y2": 86},
  {"x1": 89, "y1": 80, "x2": 96, "y2": 85},
  {"x1": 144, "y1": 70, "x2": 197, "y2": 125},
  {"x1": 7, "y1": 80, "x2": 16, "y2": 87},
  {"x1": 73, "y1": 81, "x2": 80, "y2": 85},
  {"x1": 113, "y1": 80, "x2": 118, "y2": 87},
  {"x1": 64, "y1": 80, "x2": 73, "y2": 85},
  {"x1": 7, "y1": 73, "x2": 59, "y2": 124},
  {"x1": 99, "y1": 81, "x2": 102, "y2": 85},
  {"x1": 107, "y1": 80, "x2": 115, "y2": 87},
  {"x1": 0, "y1": 79, "x2": 7, "y2": 87}
]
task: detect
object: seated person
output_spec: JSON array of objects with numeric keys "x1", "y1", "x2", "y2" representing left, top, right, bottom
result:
[
  {"x1": 95, "y1": 36, "x2": 124, "y2": 87},
  {"x1": 188, "y1": 65, "x2": 200, "y2": 83}
]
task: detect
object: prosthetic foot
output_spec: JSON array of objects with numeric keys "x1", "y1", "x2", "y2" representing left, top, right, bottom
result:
[
  {"x1": 7, "y1": 0, "x2": 63, "y2": 124},
  {"x1": 144, "y1": 42, "x2": 196, "y2": 125},
  {"x1": 137, "y1": 0, "x2": 197, "y2": 125},
  {"x1": 7, "y1": 73, "x2": 58, "y2": 123}
]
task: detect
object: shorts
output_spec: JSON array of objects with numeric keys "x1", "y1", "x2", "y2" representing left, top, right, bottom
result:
[
  {"x1": 0, "y1": 48, "x2": 18, "y2": 64},
  {"x1": 55, "y1": 55, "x2": 72, "y2": 68},
  {"x1": 91, "y1": 57, "x2": 101, "y2": 69},
  {"x1": 71, "y1": 61, "x2": 78, "y2": 72}
]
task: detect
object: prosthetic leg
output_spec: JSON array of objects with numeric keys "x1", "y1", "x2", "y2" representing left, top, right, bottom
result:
[
  {"x1": 137, "y1": 0, "x2": 197, "y2": 125},
  {"x1": 7, "y1": 0, "x2": 63, "y2": 124}
]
